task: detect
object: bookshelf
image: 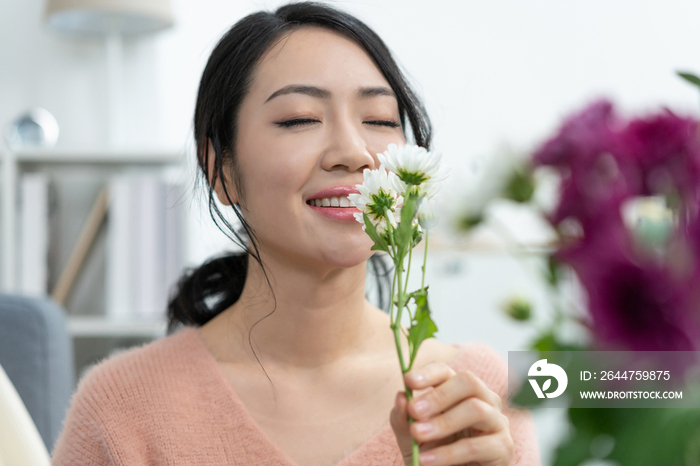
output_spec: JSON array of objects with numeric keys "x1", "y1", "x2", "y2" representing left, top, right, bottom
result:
[
  {"x1": 1, "y1": 147, "x2": 185, "y2": 381},
  {"x1": 67, "y1": 316, "x2": 167, "y2": 338}
]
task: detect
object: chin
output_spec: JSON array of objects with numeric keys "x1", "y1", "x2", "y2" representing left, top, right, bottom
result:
[{"x1": 320, "y1": 246, "x2": 375, "y2": 269}]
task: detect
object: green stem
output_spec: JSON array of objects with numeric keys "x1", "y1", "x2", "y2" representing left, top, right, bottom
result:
[
  {"x1": 385, "y1": 204, "x2": 422, "y2": 466},
  {"x1": 386, "y1": 206, "x2": 406, "y2": 372},
  {"x1": 421, "y1": 229, "x2": 429, "y2": 289},
  {"x1": 390, "y1": 259, "x2": 398, "y2": 323},
  {"x1": 404, "y1": 244, "x2": 412, "y2": 295}
]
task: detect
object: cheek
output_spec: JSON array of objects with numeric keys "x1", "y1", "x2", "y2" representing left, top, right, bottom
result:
[
  {"x1": 238, "y1": 144, "x2": 315, "y2": 217},
  {"x1": 367, "y1": 134, "x2": 407, "y2": 158}
]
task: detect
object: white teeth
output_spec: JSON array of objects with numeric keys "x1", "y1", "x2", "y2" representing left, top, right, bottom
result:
[{"x1": 309, "y1": 196, "x2": 355, "y2": 207}]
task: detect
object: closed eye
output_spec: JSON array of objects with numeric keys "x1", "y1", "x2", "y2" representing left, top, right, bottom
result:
[
  {"x1": 369, "y1": 120, "x2": 401, "y2": 128},
  {"x1": 276, "y1": 118, "x2": 319, "y2": 128},
  {"x1": 275, "y1": 119, "x2": 401, "y2": 128}
]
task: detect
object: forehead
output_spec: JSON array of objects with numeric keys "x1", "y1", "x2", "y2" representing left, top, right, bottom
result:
[{"x1": 248, "y1": 26, "x2": 391, "y2": 101}]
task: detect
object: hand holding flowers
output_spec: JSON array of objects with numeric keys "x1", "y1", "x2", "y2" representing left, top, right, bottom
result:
[
  {"x1": 391, "y1": 363, "x2": 514, "y2": 466},
  {"x1": 350, "y1": 144, "x2": 513, "y2": 466}
]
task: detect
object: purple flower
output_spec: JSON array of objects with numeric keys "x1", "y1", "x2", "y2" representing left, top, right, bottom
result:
[
  {"x1": 533, "y1": 99, "x2": 632, "y2": 229},
  {"x1": 683, "y1": 210, "x2": 700, "y2": 288},
  {"x1": 618, "y1": 110, "x2": 700, "y2": 209},
  {"x1": 532, "y1": 98, "x2": 700, "y2": 358},
  {"x1": 565, "y1": 246, "x2": 700, "y2": 352},
  {"x1": 533, "y1": 99, "x2": 618, "y2": 169}
]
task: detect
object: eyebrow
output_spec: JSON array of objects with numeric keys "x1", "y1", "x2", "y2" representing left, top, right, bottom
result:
[{"x1": 264, "y1": 85, "x2": 396, "y2": 103}]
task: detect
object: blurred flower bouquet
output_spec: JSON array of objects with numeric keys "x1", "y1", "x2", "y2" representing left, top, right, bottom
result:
[
  {"x1": 350, "y1": 143, "x2": 449, "y2": 466},
  {"x1": 456, "y1": 72, "x2": 700, "y2": 465}
]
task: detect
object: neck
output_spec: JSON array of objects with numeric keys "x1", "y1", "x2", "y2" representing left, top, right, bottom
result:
[{"x1": 220, "y1": 250, "x2": 386, "y2": 373}]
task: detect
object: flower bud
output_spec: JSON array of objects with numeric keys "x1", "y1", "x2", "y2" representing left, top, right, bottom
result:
[
  {"x1": 501, "y1": 295, "x2": 532, "y2": 321},
  {"x1": 417, "y1": 198, "x2": 439, "y2": 230}
]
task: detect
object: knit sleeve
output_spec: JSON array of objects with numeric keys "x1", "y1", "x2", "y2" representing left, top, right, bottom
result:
[
  {"x1": 50, "y1": 364, "x2": 116, "y2": 465},
  {"x1": 452, "y1": 342, "x2": 542, "y2": 466}
]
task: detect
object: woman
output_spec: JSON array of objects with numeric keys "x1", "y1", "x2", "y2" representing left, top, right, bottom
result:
[{"x1": 51, "y1": 2, "x2": 540, "y2": 465}]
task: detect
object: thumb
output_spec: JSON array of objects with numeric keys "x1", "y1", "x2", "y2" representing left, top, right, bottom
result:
[{"x1": 389, "y1": 391, "x2": 415, "y2": 461}]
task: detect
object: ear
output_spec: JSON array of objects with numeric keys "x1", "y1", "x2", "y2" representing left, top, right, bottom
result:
[{"x1": 206, "y1": 139, "x2": 239, "y2": 206}]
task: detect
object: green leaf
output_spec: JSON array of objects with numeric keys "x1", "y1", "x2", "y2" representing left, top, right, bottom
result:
[
  {"x1": 502, "y1": 296, "x2": 532, "y2": 321},
  {"x1": 552, "y1": 407, "x2": 698, "y2": 466},
  {"x1": 677, "y1": 71, "x2": 700, "y2": 89},
  {"x1": 545, "y1": 254, "x2": 562, "y2": 287},
  {"x1": 457, "y1": 211, "x2": 483, "y2": 232},
  {"x1": 503, "y1": 167, "x2": 536, "y2": 203},
  {"x1": 395, "y1": 193, "x2": 419, "y2": 253},
  {"x1": 530, "y1": 332, "x2": 583, "y2": 352},
  {"x1": 407, "y1": 287, "x2": 438, "y2": 368},
  {"x1": 362, "y1": 213, "x2": 390, "y2": 253},
  {"x1": 551, "y1": 429, "x2": 596, "y2": 466},
  {"x1": 411, "y1": 228, "x2": 423, "y2": 248}
]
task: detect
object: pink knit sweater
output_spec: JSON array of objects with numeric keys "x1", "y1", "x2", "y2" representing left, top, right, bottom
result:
[{"x1": 51, "y1": 326, "x2": 541, "y2": 465}]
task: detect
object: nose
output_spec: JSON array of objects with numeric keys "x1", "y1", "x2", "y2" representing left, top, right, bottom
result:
[{"x1": 319, "y1": 112, "x2": 377, "y2": 173}]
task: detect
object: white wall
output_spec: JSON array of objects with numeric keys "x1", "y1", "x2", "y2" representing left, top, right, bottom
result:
[
  {"x1": 3, "y1": 1, "x2": 700, "y2": 462},
  {"x1": 3, "y1": 0, "x2": 699, "y2": 260}
]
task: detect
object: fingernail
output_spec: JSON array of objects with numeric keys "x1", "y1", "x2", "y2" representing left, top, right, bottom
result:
[
  {"x1": 414, "y1": 400, "x2": 429, "y2": 415},
  {"x1": 420, "y1": 452, "x2": 436, "y2": 464},
  {"x1": 415, "y1": 422, "x2": 433, "y2": 434},
  {"x1": 410, "y1": 372, "x2": 424, "y2": 383}
]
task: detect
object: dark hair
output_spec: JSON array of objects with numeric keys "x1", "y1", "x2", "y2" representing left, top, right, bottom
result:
[{"x1": 167, "y1": 1, "x2": 432, "y2": 352}]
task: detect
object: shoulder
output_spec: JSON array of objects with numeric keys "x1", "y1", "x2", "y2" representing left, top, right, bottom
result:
[
  {"x1": 80, "y1": 326, "x2": 198, "y2": 382},
  {"x1": 448, "y1": 341, "x2": 507, "y2": 370},
  {"x1": 71, "y1": 326, "x2": 203, "y2": 414},
  {"x1": 423, "y1": 339, "x2": 507, "y2": 375},
  {"x1": 415, "y1": 339, "x2": 507, "y2": 393},
  {"x1": 52, "y1": 327, "x2": 205, "y2": 462},
  {"x1": 444, "y1": 341, "x2": 509, "y2": 393}
]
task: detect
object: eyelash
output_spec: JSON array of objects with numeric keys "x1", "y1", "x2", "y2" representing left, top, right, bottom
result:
[{"x1": 276, "y1": 118, "x2": 401, "y2": 128}]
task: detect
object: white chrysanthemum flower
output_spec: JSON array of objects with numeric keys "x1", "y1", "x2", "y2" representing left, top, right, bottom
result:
[
  {"x1": 417, "y1": 198, "x2": 439, "y2": 230},
  {"x1": 386, "y1": 207, "x2": 399, "y2": 229},
  {"x1": 348, "y1": 164, "x2": 403, "y2": 229},
  {"x1": 353, "y1": 210, "x2": 364, "y2": 225},
  {"x1": 393, "y1": 176, "x2": 443, "y2": 200},
  {"x1": 353, "y1": 206, "x2": 398, "y2": 236},
  {"x1": 378, "y1": 143, "x2": 450, "y2": 189}
]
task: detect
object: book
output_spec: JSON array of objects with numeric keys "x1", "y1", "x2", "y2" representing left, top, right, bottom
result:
[
  {"x1": 105, "y1": 175, "x2": 135, "y2": 320},
  {"x1": 105, "y1": 174, "x2": 184, "y2": 320},
  {"x1": 19, "y1": 173, "x2": 50, "y2": 295}
]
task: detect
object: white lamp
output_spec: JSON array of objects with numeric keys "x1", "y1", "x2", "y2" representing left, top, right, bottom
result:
[{"x1": 44, "y1": 0, "x2": 174, "y2": 148}]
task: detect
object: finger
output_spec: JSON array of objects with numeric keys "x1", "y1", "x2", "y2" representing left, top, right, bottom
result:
[
  {"x1": 389, "y1": 391, "x2": 414, "y2": 460},
  {"x1": 407, "y1": 370, "x2": 502, "y2": 422},
  {"x1": 404, "y1": 361, "x2": 457, "y2": 391},
  {"x1": 411, "y1": 397, "x2": 509, "y2": 444},
  {"x1": 418, "y1": 431, "x2": 514, "y2": 466}
]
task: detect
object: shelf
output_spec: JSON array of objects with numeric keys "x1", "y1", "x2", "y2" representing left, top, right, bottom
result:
[
  {"x1": 1, "y1": 147, "x2": 187, "y2": 293},
  {"x1": 68, "y1": 316, "x2": 167, "y2": 339},
  {"x1": 11, "y1": 148, "x2": 184, "y2": 165}
]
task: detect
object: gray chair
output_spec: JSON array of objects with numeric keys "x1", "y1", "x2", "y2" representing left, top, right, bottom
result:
[{"x1": 0, "y1": 293, "x2": 75, "y2": 454}]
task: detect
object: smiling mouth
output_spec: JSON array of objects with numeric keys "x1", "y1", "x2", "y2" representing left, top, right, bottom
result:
[{"x1": 306, "y1": 196, "x2": 356, "y2": 208}]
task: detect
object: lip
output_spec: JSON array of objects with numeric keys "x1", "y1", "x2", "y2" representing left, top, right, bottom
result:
[
  {"x1": 307, "y1": 204, "x2": 360, "y2": 221},
  {"x1": 305, "y1": 184, "x2": 362, "y2": 222},
  {"x1": 306, "y1": 185, "x2": 360, "y2": 201}
]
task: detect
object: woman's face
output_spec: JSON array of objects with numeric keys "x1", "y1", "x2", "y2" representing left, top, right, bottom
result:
[{"x1": 225, "y1": 26, "x2": 407, "y2": 270}]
